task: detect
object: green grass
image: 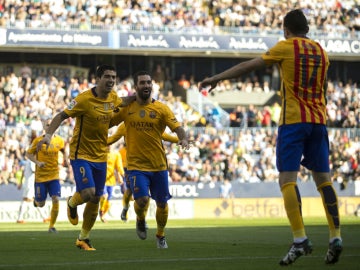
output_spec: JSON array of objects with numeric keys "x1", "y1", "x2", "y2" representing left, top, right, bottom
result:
[{"x1": 0, "y1": 217, "x2": 359, "y2": 270}]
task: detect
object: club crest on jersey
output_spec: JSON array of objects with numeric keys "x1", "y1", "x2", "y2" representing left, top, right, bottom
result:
[
  {"x1": 149, "y1": 111, "x2": 156, "y2": 118},
  {"x1": 140, "y1": 110, "x2": 146, "y2": 118},
  {"x1": 67, "y1": 100, "x2": 77, "y2": 110},
  {"x1": 104, "y1": 103, "x2": 115, "y2": 111}
]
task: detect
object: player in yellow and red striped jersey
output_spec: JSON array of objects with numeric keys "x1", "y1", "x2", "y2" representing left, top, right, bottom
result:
[{"x1": 199, "y1": 9, "x2": 342, "y2": 266}]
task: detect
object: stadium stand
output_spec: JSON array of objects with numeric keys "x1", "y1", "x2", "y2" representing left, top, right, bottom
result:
[{"x1": 0, "y1": 0, "x2": 360, "y2": 191}]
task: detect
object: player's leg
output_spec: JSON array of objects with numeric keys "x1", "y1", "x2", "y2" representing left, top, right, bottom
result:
[
  {"x1": 99, "y1": 187, "x2": 109, "y2": 222},
  {"x1": 17, "y1": 176, "x2": 35, "y2": 223},
  {"x1": 307, "y1": 125, "x2": 342, "y2": 264},
  {"x1": 121, "y1": 174, "x2": 132, "y2": 221},
  {"x1": 129, "y1": 170, "x2": 150, "y2": 240},
  {"x1": 151, "y1": 170, "x2": 171, "y2": 249},
  {"x1": 47, "y1": 180, "x2": 61, "y2": 233},
  {"x1": 67, "y1": 160, "x2": 93, "y2": 226},
  {"x1": 17, "y1": 197, "x2": 31, "y2": 223},
  {"x1": 277, "y1": 124, "x2": 312, "y2": 265},
  {"x1": 77, "y1": 161, "x2": 106, "y2": 250}
]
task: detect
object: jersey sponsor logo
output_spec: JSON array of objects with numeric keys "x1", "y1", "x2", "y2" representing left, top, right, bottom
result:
[
  {"x1": 67, "y1": 100, "x2": 77, "y2": 110},
  {"x1": 96, "y1": 115, "x2": 111, "y2": 123}
]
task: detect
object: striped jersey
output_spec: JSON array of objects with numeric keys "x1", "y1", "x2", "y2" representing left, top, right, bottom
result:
[
  {"x1": 64, "y1": 88, "x2": 123, "y2": 162},
  {"x1": 261, "y1": 37, "x2": 329, "y2": 126}
]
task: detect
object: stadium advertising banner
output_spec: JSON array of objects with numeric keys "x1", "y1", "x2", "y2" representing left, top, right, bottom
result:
[
  {"x1": 0, "y1": 197, "x2": 359, "y2": 222},
  {"x1": 0, "y1": 28, "x2": 109, "y2": 47},
  {"x1": 117, "y1": 33, "x2": 360, "y2": 55},
  {"x1": 0, "y1": 182, "x2": 358, "y2": 222},
  {"x1": 118, "y1": 32, "x2": 277, "y2": 53},
  {"x1": 0, "y1": 28, "x2": 359, "y2": 55}
]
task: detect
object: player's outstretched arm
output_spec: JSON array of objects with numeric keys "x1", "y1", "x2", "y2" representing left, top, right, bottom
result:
[{"x1": 198, "y1": 57, "x2": 265, "y2": 92}]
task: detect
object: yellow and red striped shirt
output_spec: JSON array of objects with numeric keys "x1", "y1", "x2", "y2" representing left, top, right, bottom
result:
[{"x1": 262, "y1": 37, "x2": 329, "y2": 126}]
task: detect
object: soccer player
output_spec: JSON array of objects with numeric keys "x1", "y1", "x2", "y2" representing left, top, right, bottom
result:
[
  {"x1": 107, "y1": 122, "x2": 179, "y2": 222},
  {"x1": 16, "y1": 155, "x2": 49, "y2": 224},
  {"x1": 199, "y1": 9, "x2": 342, "y2": 265},
  {"x1": 99, "y1": 146, "x2": 124, "y2": 223},
  {"x1": 26, "y1": 119, "x2": 66, "y2": 233},
  {"x1": 110, "y1": 70, "x2": 189, "y2": 249},
  {"x1": 36, "y1": 64, "x2": 135, "y2": 250}
]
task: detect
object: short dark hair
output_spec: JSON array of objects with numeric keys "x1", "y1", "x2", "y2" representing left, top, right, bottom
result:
[
  {"x1": 133, "y1": 70, "x2": 151, "y2": 85},
  {"x1": 283, "y1": 9, "x2": 309, "y2": 35},
  {"x1": 96, "y1": 64, "x2": 116, "y2": 78}
]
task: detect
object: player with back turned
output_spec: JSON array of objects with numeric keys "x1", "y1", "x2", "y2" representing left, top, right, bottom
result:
[
  {"x1": 199, "y1": 9, "x2": 342, "y2": 266},
  {"x1": 110, "y1": 70, "x2": 189, "y2": 249}
]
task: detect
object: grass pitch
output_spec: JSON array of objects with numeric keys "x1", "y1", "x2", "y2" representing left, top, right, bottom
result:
[{"x1": 0, "y1": 217, "x2": 359, "y2": 270}]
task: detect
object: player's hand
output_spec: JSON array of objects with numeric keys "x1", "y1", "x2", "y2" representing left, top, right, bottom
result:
[
  {"x1": 36, "y1": 161, "x2": 46, "y2": 168},
  {"x1": 36, "y1": 136, "x2": 51, "y2": 152},
  {"x1": 178, "y1": 139, "x2": 190, "y2": 150},
  {"x1": 198, "y1": 77, "x2": 218, "y2": 93}
]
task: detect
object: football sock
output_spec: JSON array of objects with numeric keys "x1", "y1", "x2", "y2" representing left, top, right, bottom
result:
[
  {"x1": 103, "y1": 200, "x2": 110, "y2": 215},
  {"x1": 134, "y1": 199, "x2": 150, "y2": 220},
  {"x1": 281, "y1": 182, "x2": 306, "y2": 240},
  {"x1": 99, "y1": 196, "x2": 105, "y2": 213},
  {"x1": 81, "y1": 201, "x2": 99, "y2": 239},
  {"x1": 317, "y1": 182, "x2": 341, "y2": 239},
  {"x1": 49, "y1": 201, "x2": 59, "y2": 228},
  {"x1": 69, "y1": 192, "x2": 84, "y2": 207},
  {"x1": 156, "y1": 204, "x2": 168, "y2": 237},
  {"x1": 122, "y1": 189, "x2": 132, "y2": 209}
]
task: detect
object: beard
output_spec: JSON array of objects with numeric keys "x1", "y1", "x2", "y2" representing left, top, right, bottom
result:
[{"x1": 138, "y1": 89, "x2": 152, "y2": 101}]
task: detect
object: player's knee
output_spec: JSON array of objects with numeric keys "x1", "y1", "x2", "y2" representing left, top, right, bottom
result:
[{"x1": 136, "y1": 196, "x2": 149, "y2": 208}]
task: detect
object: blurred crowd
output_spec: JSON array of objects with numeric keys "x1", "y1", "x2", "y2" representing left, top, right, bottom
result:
[
  {"x1": 1, "y1": 62, "x2": 360, "y2": 190},
  {"x1": 0, "y1": 0, "x2": 359, "y2": 38},
  {"x1": 1, "y1": 0, "x2": 360, "y2": 189}
]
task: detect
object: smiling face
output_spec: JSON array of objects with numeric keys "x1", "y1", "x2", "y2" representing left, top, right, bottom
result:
[
  {"x1": 96, "y1": 70, "x2": 116, "y2": 97},
  {"x1": 135, "y1": 74, "x2": 153, "y2": 102}
]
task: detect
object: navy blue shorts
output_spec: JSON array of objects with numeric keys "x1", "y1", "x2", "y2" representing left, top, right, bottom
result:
[
  {"x1": 128, "y1": 170, "x2": 172, "y2": 203},
  {"x1": 70, "y1": 159, "x2": 107, "y2": 196},
  {"x1": 276, "y1": 123, "x2": 330, "y2": 172},
  {"x1": 34, "y1": 180, "x2": 61, "y2": 202}
]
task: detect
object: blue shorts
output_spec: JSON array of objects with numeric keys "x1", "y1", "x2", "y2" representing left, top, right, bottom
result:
[
  {"x1": 128, "y1": 170, "x2": 172, "y2": 203},
  {"x1": 276, "y1": 123, "x2": 330, "y2": 172},
  {"x1": 34, "y1": 180, "x2": 61, "y2": 202},
  {"x1": 70, "y1": 159, "x2": 107, "y2": 196},
  {"x1": 103, "y1": 185, "x2": 114, "y2": 200}
]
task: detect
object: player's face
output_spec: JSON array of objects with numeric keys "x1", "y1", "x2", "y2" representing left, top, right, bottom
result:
[
  {"x1": 135, "y1": 74, "x2": 152, "y2": 101},
  {"x1": 97, "y1": 70, "x2": 116, "y2": 94}
]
